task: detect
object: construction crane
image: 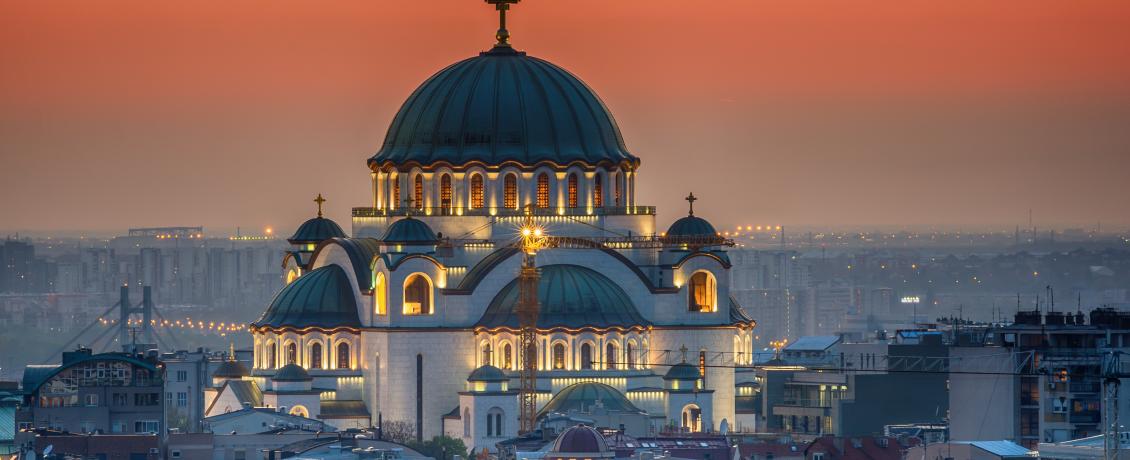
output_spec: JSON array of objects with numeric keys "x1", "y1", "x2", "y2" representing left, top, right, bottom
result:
[
  {"x1": 1102, "y1": 351, "x2": 1128, "y2": 460},
  {"x1": 516, "y1": 206, "x2": 548, "y2": 434}
]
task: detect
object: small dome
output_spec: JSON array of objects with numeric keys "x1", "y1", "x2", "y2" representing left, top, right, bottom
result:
[
  {"x1": 382, "y1": 217, "x2": 439, "y2": 245},
  {"x1": 663, "y1": 362, "x2": 701, "y2": 381},
  {"x1": 370, "y1": 46, "x2": 637, "y2": 170},
  {"x1": 213, "y1": 360, "x2": 250, "y2": 379},
  {"x1": 467, "y1": 365, "x2": 508, "y2": 382},
  {"x1": 665, "y1": 215, "x2": 719, "y2": 240},
  {"x1": 538, "y1": 382, "x2": 643, "y2": 419},
  {"x1": 273, "y1": 364, "x2": 312, "y2": 382},
  {"x1": 253, "y1": 265, "x2": 362, "y2": 330},
  {"x1": 289, "y1": 217, "x2": 347, "y2": 244},
  {"x1": 551, "y1": 425, "x2": 610, "y2": 454}
]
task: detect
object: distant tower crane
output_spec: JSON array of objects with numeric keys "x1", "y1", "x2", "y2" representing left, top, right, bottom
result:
[{"x1": 516, "y1": 206, "x2": 548, "y2": 434}]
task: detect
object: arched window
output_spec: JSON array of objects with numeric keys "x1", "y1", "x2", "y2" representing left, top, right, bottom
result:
[
  {"x1": 439, "y1": 174, "x2": 452, "y2": 212},
  {"x1": 502, "y1": 342, "x2": 513, "y2": 370},
  {"x1": 580, "y1": 343, "x2": 593, "y2": 370},
  {"x1": 606, "y1": 342, "x2": 618, "y2": 370},
  {"x1": 286, "y1": 269, "x2": 298, "y2": 284},
  {"x1": 464, "y1": 408, "x2": 471, "y2": 437},
  {"x1": 614, "y1": 172, "x2": 623, "y2": 206},
  {"x1": 413, "y1": 174, "x2": 423, "y2": 210},
  {"x1": 289, "y1": 405, "x2": 309, "y2": 418},
  {"x1": 374, "y1": 272, "x2": 387, "y2": 316},
  {"x1": 404, "y1": 274, "x2": 432, "y2": 315},
  {"x1": 626, "y1": 342, "x2": 635, "y2": 369},
  {"x1": 681, "y1": 404, "x2": 702, "y2": 433},
  {"x1": 481, "y1": 342, "x2": 492, "y2": 367},
  {"x1": 488, "y1": 407, "x2": 505, "y2": 438},
  {"x1": 593, "y1": 172, "x2": 603, "y2": 208},
  {"x1": 552, "y1": 343, "x2": 566, "y2": 370},
  {"x1": 337, "y1": 342, "x2": 351, "y2": 369},
  {"x1": 285, "y1": 343, "x2": 297, "y2": 365},
  {"x1": 266, "y1": 342, "x2": 277, "y2": 369},
  {"x1": 470, "y1": 174, "x2": 484, "y2": 209},
  {"x1": 536, "y1": 173, "x2": 550, "y2": 208},
  {"x1": 567, "y1": 173, "x2": 578, "y2": 208},
  {"x1": 503, "y1": 174, "x2": 518, "y2": 209},
  {"x1": 310, "y1": 343, "x2": 323, "y2": 369},
  {"x1": 392, "y1": 175, "x2": 400, "y2": 209},
  {"x1": 688, "y1": 271, "x2": 717, "y2": 312}
]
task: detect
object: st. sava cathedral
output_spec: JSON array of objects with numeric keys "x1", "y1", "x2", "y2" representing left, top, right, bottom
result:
[{"x1": 204, "y1": 2, "x2": 757, "y2": 452}]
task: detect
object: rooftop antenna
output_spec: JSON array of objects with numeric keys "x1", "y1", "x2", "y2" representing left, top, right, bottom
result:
[{"x1": 1048, "y1": 285, "x2": 1055, "y2": 312}]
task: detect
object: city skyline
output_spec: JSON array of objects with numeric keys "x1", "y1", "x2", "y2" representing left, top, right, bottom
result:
[{"x1": 3, "y1": 0, "x2": 1130, "y2": 234}]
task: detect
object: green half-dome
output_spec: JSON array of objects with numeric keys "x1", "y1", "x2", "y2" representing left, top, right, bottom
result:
[
  {"x1": 665, "y1": 215, "x2": 718, "y2": 239},
  {"x1": 289, "y1": 217, "x2": 347, "y2": 244},
  {"x1": 475, "y1": 264, "x2": 649, "y2": 330},
  {"x1": 381, "y1": 217, "x2": 439, "y2": 245},
  {"x1": 369, "y1": 47, "x2": 637, "y2": 170},
  {"x1": 273, "y1": 363, "x2": 312, "y2": 382},
  {"x1": 538, "y1": 382, "x2": 644, "y2": 418},
  {"x1": 467, "y1": 365, "x2": 508, "y2": 382},
  {"x1": 253, "y1": 265, "x2": 361, "y2": 329},
  {"x1": 213, "y1": 360, "x2": 250, "y2": 379},
  {"x1": 663, "y1": 362, "x2": 702, "y2": 381}
]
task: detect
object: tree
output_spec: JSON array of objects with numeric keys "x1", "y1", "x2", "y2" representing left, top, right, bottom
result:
[
  {"x1": 408, "y1": 436, "x2": 469, "y2": 460},
  {"x1": 380, "y1": 420, "x2": 417, "y2": 445}
]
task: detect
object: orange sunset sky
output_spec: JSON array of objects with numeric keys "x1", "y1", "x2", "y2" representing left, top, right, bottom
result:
[{"x1": 2, "y1": 0, "x2": 1129, "y2": 235}]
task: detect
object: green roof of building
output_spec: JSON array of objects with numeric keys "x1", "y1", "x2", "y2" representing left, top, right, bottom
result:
[
  {"x1": 475, "y1": 264, "x2": 650, "y2": 330},
  {"x1": 289, "y1": 217, "x2": 346, "y2": 244},
  {"x1": 213, "y1": 360, "x2": 250, "y2": 379},
  {"x1": 369, "y1": 46, "x2": 637, "y2": 170},
  {"x1": 665, "y1": 215, "x2": 719, "y2": 239},
  {"x1": 253, "y1": 265, "x2": 361, "y2": 329},
  {"x1": 467, "y1": 365, "x2": 508, "y2": 382},
  {"x1": 537, "y1": 382, "x2": 644, "y2": 419},
  {"x1": 381, "y1": 217, "x2": 439, "y2": 245},
  {"x1": 663, "y1": 362, "x2": 701, "y2": 381},
  {"x1": 273, "y1": 364, "x2": 313, "y2": 382}
]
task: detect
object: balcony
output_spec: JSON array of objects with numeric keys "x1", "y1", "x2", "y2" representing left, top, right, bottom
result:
[{"x1": 352, "y1": 205, "x2": 656, "y2": 218}]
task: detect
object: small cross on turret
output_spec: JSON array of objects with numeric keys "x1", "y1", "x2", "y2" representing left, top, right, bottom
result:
[
  {"x1": 485, "y1": 0, "x2": 521, "y2": 47},
  {"x1": 314, "y1": 193, "x2": 327, "y2": 218},
  {"x1": 685, "y1": 192, "x2": 697, "y2": 216},
  {"x1": 680, "y1": 344, "x2": 689, "y2": 363}
]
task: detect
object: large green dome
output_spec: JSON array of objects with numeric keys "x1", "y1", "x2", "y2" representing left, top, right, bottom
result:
[
  {"x1": 253, "y1": 265, "x2": 361, "y2": 330},
  {"x1": 369, "y1": 46, "x2": 637, "y2": 170},
  {"x1": 475, "y1": 264, "x2": 650, "y2": 331}
]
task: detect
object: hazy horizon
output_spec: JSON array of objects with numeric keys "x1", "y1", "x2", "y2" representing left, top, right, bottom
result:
[{"x1": 3, "y1": 0, "x2": 1129, "y2": 233}]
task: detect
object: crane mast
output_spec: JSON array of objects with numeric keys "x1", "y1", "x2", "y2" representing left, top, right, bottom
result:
[{"x1": 517, "y1": 208, "x2": 547, "y2": 434}]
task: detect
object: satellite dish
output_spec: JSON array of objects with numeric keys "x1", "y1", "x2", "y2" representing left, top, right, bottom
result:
[{"x1": 44, "y1": 445, "x2": 54, "y2": 456}]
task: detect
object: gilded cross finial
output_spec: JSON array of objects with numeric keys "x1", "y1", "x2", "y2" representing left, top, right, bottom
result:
[
  {"x1": 685, "y1": 193, "x2": 697, "y2": 216},
  {"x1": 485, "y1": 0, "x2": 521, "y2": 47},
  {"x1": 314, "y1": 193, "x2": 327, "y2": 218},
  {"x1": 679, "y1": 345, "x2": 689, "y2": 363}
]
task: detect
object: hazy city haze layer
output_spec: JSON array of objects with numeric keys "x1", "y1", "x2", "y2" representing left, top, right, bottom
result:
[{"x1": 2, "y1": 0, "x2": 1129, "y2": 234}]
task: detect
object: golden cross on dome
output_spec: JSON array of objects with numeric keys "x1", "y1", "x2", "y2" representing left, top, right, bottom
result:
[
  {"x1": 679, "y1": 345, "x2": 689, "y2": 363},
  {"x1": 485, "y1": 0, "x2": 520, "y2": 47},
  {"x1": 314, "y1": 193, "x2": 327, "y2": 217},
  {"x1": 685, "y1": 193, "x2": 697, "y2": 216}
]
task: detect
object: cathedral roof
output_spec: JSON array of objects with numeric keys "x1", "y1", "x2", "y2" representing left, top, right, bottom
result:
[
  {"x1": 538, "y1": 382, "x2": 644, "y2": 419},
  {"x1": 475, "y1": 264, "x2": 650, "y2": 331},
  {"x1": 253, "y1": 265, "x2": 361, "y2": 330},
  {"x1": 369, "y1": 46, "x2": 637, "y2": 171},
  {"x1": 467, "y1": 364, "x2": 508, "y2": 382},
  {"x1": 213, "y1": 360, "x2": 250, "y2": 379},
  {"x1": 381, "y1": 217, "x2": 439, "y2": 245},
  {"x1": 550, "y1": 425, "x2": 612, "y2": 455},
  {"x1": 665, "y1": 215, "x2": 720, "y2": 239},
  {"x1": 663, "y1": 362, "x2": 702, "y2": 381},
  {"x1": 289, "y1": 217, "x2": 347, "y2": 244},
  {"x1": 273, "y1": 364, "x2": 312, "y2": 382}
]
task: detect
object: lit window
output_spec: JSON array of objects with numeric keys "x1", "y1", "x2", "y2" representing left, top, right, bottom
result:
[
  {"x1": 552, "y1": 343, "x2": 566, "y2": 370},
  {"x1": 580, "y1": 343, "x2": 593, "y2": 369},
  {"x1": 440, "y1": 174, "x2": 452, "y2": 211},
  {"x1": 404, "y1": 274, "x2": 432, "y2": 315},
  {"x1": 614, "y1": 172, "x2": 622, "y2": 206},
  {"x1": 337, "y1": 342, "x2": 351, "y2": 369},
  {"x1": 470, "y1": 174, "x2": 484, "y2": 209},
  {"x1": 536, "y1": 173, "x2": 550, "y2": 208},
  {"x1": 606, "y1": 342, "x2": 618, "y2": 370},
  {"x1": 392, "y1": 175, "x2": 400, "y2": 209},
  {"x1": 502, "y1": 343, "x2": 513, "y2": 369},
  {"x1": 286, "y1": 343, "x2": 297, "y2": 365},
  {"x1": 567, "y1": 173, "x2": 578, "y2": 208},
  {"x1": 626, "y1": 342, "x2": 635, "y2": 368},
  {"x1": 374, "y1": 272, "x2": 387, "y2": 315},
  {"x1": 593, "y1": 172, "x2": 603, "y2": 208},
  {"x1": 310, "y1": 343, "x2": 323, "y2": 369},
  {"x1": 504, "y1": 174, "x2": 518, "y2": 209},
  {"x1": 413, "y1": 175, "x2": 423, "y2": 210},
  {"x1": 688, "y1": 271, "x2": 717, "y2": 312}
]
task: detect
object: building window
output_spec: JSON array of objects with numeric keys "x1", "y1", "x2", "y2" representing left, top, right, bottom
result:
[
  {"x1": 177, "y1": 392, "x2": 187, "y2": 407},
  {"x1": 176, "y1": 370, "x2": 187, "y2": 382},
  {"x1": 337, "y1": 342, "x2": 351, "y2": 369},
  {"x1": 413, "y1": 174, "x2": 424, "y2": 209},
  {"x1": 289, "y1": 405, "x2": 309, "y2": 418},
  {"x1": 113, "y1": 393, "x2": 128, "y2": 406},
  {"x1": 286, "y1": 343, "x2": 297, "y2": 365},
  {"x1": 135, "y1": 393, "x2": 160, "y2": 406},
  {"x1": 614, "y1": 172, "x2": 622, "y2": 206},
  {"x1": 502, "y1": 343, "x2": 513, "y2": 370},
  {"x1": 688, "y1": 271, "x2": 717, "y2": 312},
  {"x1": 626, "y1": 342, "x2": 635, "y2": 369},
  {"x1": 536, "y1": 173, "x2": 550, "y2": 208},
  {"x1": 813, "y1": 454, "x2": 825, "y2": 460},
  {"x1": 374, "y1": 272, "x2": 387, "y2": 316},
  {"x1": 593, "y1": 172, "x2": 603, "y2": 207},
  {"x1": 470, "y1": 174, "x2": 484, "y2": 209},
  {"x1": 504, "y1": 174, "x2": 518, "y2": 209},
  {"x1": 567, "y1": 173, "x2": 578, "y2": 208},
  {"x1": 699, "y1": 351, "x2": 707, "y2": 388},
  {"x1": 134, "y1": 420, "x2": 160, "y2": 433},
  {"x1": 310, "y1": 343, "x2": 323, "y2": 369},
  {"x1": 392, "y1": 175, "x2": 400, "y2": 209},
  {"x1": 440, "y1": 174, "x2": 452, "y2": 211},
  {"x1": 266, "y1": 342, "x2": 277, "y2": 369},
  {"x1": 404, "y1": 273, "x2": 432, "y2": 315},
  {"x1": 606, "y1": 342, "x2": 618, "y2": 370},
  {"x1": 580, "y1": 343, "x2": 593, "y2": 370},
  {"x1": 552, "y1": 343, "x2": 566, "y2": 370},
  {"x1": 85, "y1": 394, "x2": 98, "y2": 407},
  {"x1": 464, "y1": 408, "x2": 471, "y2": 437},
  {"x1": 481, "y1": 343, "x2": 492, "y2": 366},
  {"x1": 488, "y1": 407, "x2": 505, "y2": 438}
]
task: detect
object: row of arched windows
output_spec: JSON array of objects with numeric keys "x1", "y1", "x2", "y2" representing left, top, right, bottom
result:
[
  {"x1": 387, "y1": 171, "x2": 625, "y2": 211},
  {"x1": 259, "y1": 339, "x2": 352, "y2": 370},
  {"x1": 480, "y1": 337, "x2": 647, "y2": 371}
]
